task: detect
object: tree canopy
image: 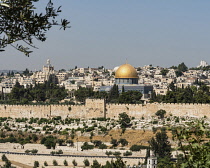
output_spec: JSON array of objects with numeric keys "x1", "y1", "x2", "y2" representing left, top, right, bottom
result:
[
  {"x1": 7, "y1": 81, "x2": 68, "y2": 104},
  {"x1": 118, "y1": 90, "x2": 142, "y2": 104},
  {"x1": 173, "y1": 120, "x2": 210, "y2": 168},
  {"x1": 178, "y1": 62, "x2": 188, "y2": 72},
  {"x1": 0, "y1": 0, "x2": 70, "y2": 56},
  {"x1": 74, "y1": 86, "x2": 143, "y2": 104},
  {"x1": 155, "y1": 109, "x2": 166, "y2": 119},
  {"x1": 150, "y1": 85, "x2": 210, "y2": 104}
]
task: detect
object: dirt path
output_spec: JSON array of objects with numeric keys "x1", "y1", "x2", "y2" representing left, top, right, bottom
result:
[{"x1": 10, "y1": 160, "x2": 33, "y2": 168}]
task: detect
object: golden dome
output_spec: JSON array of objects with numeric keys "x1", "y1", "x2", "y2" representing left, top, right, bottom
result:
[{"x1": 115, "y1": 63, "x2": 138, "y2": 78}]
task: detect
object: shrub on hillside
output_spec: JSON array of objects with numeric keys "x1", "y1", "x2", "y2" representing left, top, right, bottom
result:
[
  {"x1": 130, "y1": 145, "x2": 149, "y2": 151},
  {"x1": 81, "y1": 142, "x2": 94, "y2": 150}
]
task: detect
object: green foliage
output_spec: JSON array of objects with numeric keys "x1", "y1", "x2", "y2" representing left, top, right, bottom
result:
[
  {"x1": 105, "y1": 151, "x2": 112, "y2": 156},
  {"x1": 190, "y1": 65, "x2": 210, "y2": 71},
  {"x1": 72, "y1": 159, "x2": 77, "y2": 166},
  {"x1": 170, "y1": 65, "x2": 177, "y2": 69},
  {"x1": 25, "y1": 150, "x2": 30, "y2": 154},
  {"x1": 74, "y1": 87, "x2": 94, "y2": 103},
  {"x1": 118, "y1": 112, "x2": 132, "y2": 130},
  {"x1": 33, "y1": 161, "x2": 39, "y2": 168},
  {"x1": 41, "y1": 135, "x2": 57, "y2": 149},
  {"x1": 66, "y1": 140, "x2": 74, "y2": 146},
  {"x1": 149, "y1": 130, "x2": 171, "y2": 158},
  {"x1": 44, "y1": 161, "x2": 48, "y2": 166},
  {"x1": 160, "y1": 69, "x2": 169, "y2": 76},
  {"x1": 91, "y1": 160, "x2": 101, "y2": 168},
  {"x1": 32, "y1": 134, "x2": 38, "y2": 142},
  {"x1": 119, "y1": 138, "x2": 128, "y2": 146},
  {"x1": 107, "y1": 157, "x2": 126, "y2": 168},
  {"x1": 168, "y1": 82, "x2": 176, "y2": 92},
  {"x1": 57, "y1": 139, "x2": 64, "y2": 146},
  {"x1": 63, "y1": 159, "x2": 68, "y2": 166},
  {"x1": 113, "y1": 151, "x2": 121, "y2": 156},
  {"x1": 8, "y1": 82, "x2": 68, "y2": 104},
  {"x1": 108, "y1": 84, "x2": 119, "y2": 103},
  {"x1": 130, "y1": 144, "x2": 149, "y2": 151},
  {"x1": 69, "y1": 84, "x2": 142, "y2": 104},
  {"x1": 0, "y1": 0, "x2": 70, "y2": 56},
  {"x1": 2, "y1": 154, "x2": 8, "y2": 162},
  {"x1": 175, "y1": 70, "x2": 183, "y2": 77},
  {"x1": 98, "y1": 143, "x2": 107, "y2": 149},
  {"x1": 111, "y1": 138, "x2": 119, "y2": 147},
  {"x1": 3, "y1": 160, "x2": 12, "y2": 168},
  {"x1": 149, "y1": 91, "x2": 164, "y2": 103},
  {"x1": 31, "y1": 149, "x2": 38, "y2": 154},
  {"x1": 178, "y1": 62, "x2": 188, "y2": 72},
  {"x1": 86, "y1": 126, "x2": 95, "y2": 132},
  {"x1": 53, "y1": 160, "x2": 58, "y2": 166},
  {"x1": 155, "y1": 109, "x2": 166, "y2": 119},
  {"x1": 83, "y1": 159, "x2": 90, "y2": 166},
  {"x1": 157, "y1": 156, "x2": 174, "y2": 168},
  {"x1": 93, "y1": 91, "x2": 109, "y2": 100},
  {"x1": 150, "y1": 85, "x2": 210, "y2": 103},
  {"x1": 55, "y1": 149, "x2": 63, "y2": 154},
  {"x1": 23, "y1": 68, "x2": 32, "y2": 76},
  {"x1": 81, "y1": 142, "x2": 94, "y2": 150},
  {"x1": 173, "y1": 120, "x2": 210, "y2": 168},
  {"x1": 93, "y1": 140, "x2": 102, "y2": 147},
  {"x1": 123, "y1": 150, "x2": 132, "y2": 156},
  {"x1": 93, "y1": 156, "x2": 126, "y2": 168},
  {"x1": 118, "y1": 91, "x2": 142, "y2": 104}
]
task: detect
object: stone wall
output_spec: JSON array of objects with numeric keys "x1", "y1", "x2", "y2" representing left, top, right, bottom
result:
[
  {"x1": 106, "y1": 103, "x2": 210, "y2": 119},
  {"x1": 0, "y1": 99, "x2": 209, "y2": 119}
]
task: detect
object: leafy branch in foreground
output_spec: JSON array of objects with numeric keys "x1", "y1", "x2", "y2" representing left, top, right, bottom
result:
[
  {"x1": 0, "y1": 0, "x2": 70, "y2": 56},
  {"x1": 173, "y1": 120, "x2": 210, "y2": 168}
]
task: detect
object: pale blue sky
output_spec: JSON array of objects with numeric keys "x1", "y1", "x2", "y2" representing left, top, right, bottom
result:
[{"x1": 2, "y1": 0, "x2": 210, "y2": 70}]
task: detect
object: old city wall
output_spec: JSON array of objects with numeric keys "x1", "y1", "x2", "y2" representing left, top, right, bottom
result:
[
  {"x1": 0, "y1": 99, "x2": 105, "y2": 119},
  {"x1": 106, "y1": 103, "x2": 210, "y2": 119},
  {"x1": 0, "y1": 99, "x2": 209, "y2": 119}
]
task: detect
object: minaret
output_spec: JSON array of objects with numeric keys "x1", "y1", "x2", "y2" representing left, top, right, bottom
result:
[{"x1": 147, "y1": 150, "x2": 157, "y2": 168}]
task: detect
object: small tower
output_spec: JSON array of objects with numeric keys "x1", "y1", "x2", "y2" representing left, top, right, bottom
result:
[
  {"x1": 43, "y1": 59, "x2": 54, "y2": 72},
  {"x1": 147, "y1": 150, "x2": 157, "y2": 168}
]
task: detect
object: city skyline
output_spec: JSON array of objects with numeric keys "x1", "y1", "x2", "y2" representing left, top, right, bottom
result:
[{"x1": 1, "y1": 0, "x2": 210, "y2": 70}]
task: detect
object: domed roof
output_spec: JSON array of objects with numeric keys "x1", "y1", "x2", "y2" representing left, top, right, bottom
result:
[
  {"x1": 113, "y1": 66, "x2": 119, "y2": 72},
  {"x1": 115, "y1": 63, "x2": 138, "y2": 78}
]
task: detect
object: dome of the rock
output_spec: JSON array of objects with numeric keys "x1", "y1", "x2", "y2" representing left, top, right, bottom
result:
[{"x1": 115, "y1": 63, "x2": 138, "y2": 79}]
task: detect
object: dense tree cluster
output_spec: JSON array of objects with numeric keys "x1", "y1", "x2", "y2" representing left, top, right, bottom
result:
[
  {"x1": 91, "y1": 157, "x2": 126, "y2": 168},
  {"x1": 0, "y1": 131, "x2": 38, "y2": 145},
  {"x1": 160, "y1": 69, "x2": 169, "y2": 76},
  {"x1": 118, "y1": 90, "x2": 142, "y2": 104},
  {"x1": 74, "y1": 84, "x2": 143, "y2": 104},
  {"x1": 190, "y1": 65, "x2": 210, "y2": 71},
  {"x1": 170, "y1": 62, "x2": 188, "y2": 77},
  {"x1": 149, "y1": 130, "x2": 173, "y2": 167},
  {"x1": 149, "y1": 130, "x2": 171, "y2": 158},
  {"x1": 4, "y1": 81, "x2": 67, "y2": 104},
  {"x1": 41, "y1": 135, "x2": 57, "y2": 149},
  {"x1": 150, "y1": 84, "x2": 210, "y2": 103}
]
